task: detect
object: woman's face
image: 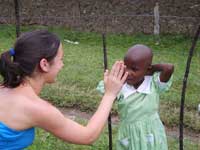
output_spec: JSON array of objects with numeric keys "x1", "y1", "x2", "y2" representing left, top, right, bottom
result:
[{"x1": 46, "y1": 43, "x2": 64, "y2": 83}]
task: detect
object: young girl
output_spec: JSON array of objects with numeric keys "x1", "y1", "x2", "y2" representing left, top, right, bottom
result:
[
  {"x1": 97, "y1": 44, "x2": 174, "y2": 150},
  {"x1": 0, "y1": 30, "x2": 128, "y2": 149}
]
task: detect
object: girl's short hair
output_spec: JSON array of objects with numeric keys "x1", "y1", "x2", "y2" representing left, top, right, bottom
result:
[{"x1": 0, "y1": 30, "x2": 60, "y2": 88}]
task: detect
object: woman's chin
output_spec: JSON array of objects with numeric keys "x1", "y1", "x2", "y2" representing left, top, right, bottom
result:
[{"x1": 46, "y1": 79, "x2": 56, "y2": 84}]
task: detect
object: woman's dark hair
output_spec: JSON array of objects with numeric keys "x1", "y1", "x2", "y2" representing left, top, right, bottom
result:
[{"x1": 0, "y1": 30, "x2": 60, "y2": 88}]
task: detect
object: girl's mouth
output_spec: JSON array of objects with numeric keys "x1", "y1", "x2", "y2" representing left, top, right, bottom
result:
[{"x1": 126, "y1": 77, "x2": 134, "y2": 81}]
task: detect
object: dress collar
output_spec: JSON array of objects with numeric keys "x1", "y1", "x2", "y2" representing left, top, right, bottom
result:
[{"x1": 121, "y1": 76, "x2": 152, "y2": 99}]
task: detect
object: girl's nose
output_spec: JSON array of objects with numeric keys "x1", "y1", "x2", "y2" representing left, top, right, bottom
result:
[
  {"x1": 125, "y1": 68, "x2": 131, "y2": 75},
  {"x1": 125, "y1": 68, "x2": 130, "y2": 72}
]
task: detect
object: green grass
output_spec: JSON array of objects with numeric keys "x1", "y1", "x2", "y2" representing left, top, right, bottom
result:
[{"x1": 0, "y1": 25, "x2": 200, "y2": 149}]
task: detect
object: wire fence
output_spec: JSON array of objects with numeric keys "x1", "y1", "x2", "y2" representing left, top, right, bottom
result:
[{"x1": 0, "y1": 0, "x2": 200, "y2": 36}]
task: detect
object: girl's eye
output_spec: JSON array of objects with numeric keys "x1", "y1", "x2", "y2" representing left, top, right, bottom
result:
[{"x1": 131, "y1": 67, "x2": 138, "y2": 71}]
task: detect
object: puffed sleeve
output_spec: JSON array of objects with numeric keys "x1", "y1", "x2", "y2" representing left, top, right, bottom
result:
[{"x1": 152, "y1": 72, "x2": 173, "y2": 94}]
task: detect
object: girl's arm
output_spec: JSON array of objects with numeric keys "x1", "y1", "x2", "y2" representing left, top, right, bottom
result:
[
  {"x1": 147, "y1": 63, "x2": 174, "y2": 82},
  {"x1": 31, "y1": 61, "x2": 128, "y2": 145}
]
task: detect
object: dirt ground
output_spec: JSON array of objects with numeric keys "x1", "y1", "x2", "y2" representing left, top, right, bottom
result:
[{"x1": 59, "y1": 107, "x2": 200, "y2": 143}]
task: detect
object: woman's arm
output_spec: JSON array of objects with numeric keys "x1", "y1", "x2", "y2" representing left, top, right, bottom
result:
[
  {"x1": 147, "y1": 63, "x2": 174, "y2": 82},
  {"x1": 31, "y1": 61, "x2": 128, "y2": 145}
]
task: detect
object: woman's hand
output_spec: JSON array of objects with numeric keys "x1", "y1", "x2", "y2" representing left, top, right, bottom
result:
[{"x1": 104, "y1": 61, "x2": 128, "y2": 98}]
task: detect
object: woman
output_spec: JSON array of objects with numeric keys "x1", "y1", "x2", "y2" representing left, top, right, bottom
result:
[{"x1": 0, "y1": 30, "x2": 128, "y2": 149}]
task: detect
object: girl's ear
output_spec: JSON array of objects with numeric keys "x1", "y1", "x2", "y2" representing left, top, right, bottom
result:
[
  {"x1": 146, "y1": 65, "x2": 153, "y2": 75},
  {"x1": 148, "y1": 65, "x2": 152, "y2": 70},
  {"x1": 39, "y1": 58, "x2": 50, "y2": 72}
]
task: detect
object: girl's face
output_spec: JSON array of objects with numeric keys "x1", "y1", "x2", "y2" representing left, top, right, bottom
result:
[
  {"x1": 46, "y1": 43, "x2": 64, "y2": 83},
  {"x1": 124, "y1": 56, "x2": 150, "y2": 88}
]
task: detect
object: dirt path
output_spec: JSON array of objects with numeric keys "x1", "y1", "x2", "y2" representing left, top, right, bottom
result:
[{"x1": 59, "y1": 107, "x2": 200, "y2": 143}]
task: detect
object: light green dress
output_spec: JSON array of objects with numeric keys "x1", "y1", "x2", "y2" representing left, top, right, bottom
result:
[{"x1": 97, "y1": 72, "x2": 173, "y2": 150}]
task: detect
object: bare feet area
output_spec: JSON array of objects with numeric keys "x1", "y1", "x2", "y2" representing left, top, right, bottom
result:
[{"x1": 59, "y1": 107, "x2": 200, "y2": 143}]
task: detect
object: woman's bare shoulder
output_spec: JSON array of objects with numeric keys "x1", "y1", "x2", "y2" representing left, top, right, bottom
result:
[{"x1": 27, "y1": 97, "x2": 62, "y2": 122}]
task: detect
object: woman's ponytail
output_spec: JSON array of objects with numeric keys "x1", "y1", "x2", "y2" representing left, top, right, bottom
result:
[{"x1": 0, "y1": 50, "x2": 23, "y2": 88}]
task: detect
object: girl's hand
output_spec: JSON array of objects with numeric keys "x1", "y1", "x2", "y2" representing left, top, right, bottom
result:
[
  {"x1": 104, "y1": 61, "x2": 128, "y2": 98},
  {"x1": 146, "y1": 64, "x2": 174, "y2": 82}
]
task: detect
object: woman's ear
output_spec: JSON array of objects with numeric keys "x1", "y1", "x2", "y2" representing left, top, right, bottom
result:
[{"x1": 39, "y1": 58, "x2": 50, "y2": 72}]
